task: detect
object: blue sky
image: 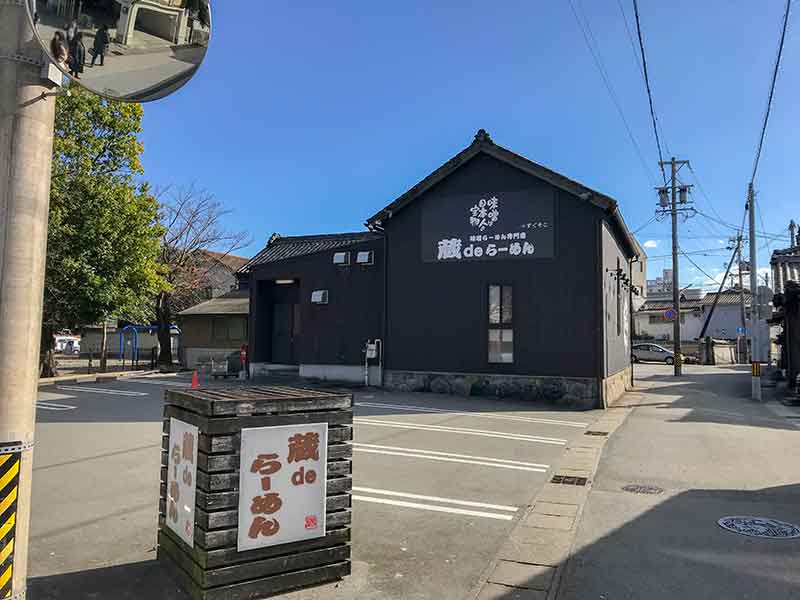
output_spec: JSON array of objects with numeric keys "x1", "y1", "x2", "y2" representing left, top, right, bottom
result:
[{"x1": 138, "y1": 1, "x2": 798, "y2": 290}]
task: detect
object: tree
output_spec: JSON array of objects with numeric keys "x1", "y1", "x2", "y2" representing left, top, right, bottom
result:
[
  {"x1": 155, "y1": 185, "x2": 248, "y2": 366},
  {"x1": 42, "y1": 87, "x2": 166, "y2": 376}
]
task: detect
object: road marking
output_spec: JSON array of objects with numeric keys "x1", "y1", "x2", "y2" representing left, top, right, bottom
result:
[
  {"x1": 55, "y1": 386, "x2": 147, "y2": 397},
  {"x1": 353, "y1": 418, "x2": 567, "y2": 446},
  {"x1": 124, "y1": 378, "x2": 190, "y2": 387},
  {"x1": 352, "y1": 486, "x2": 518, "y2": 511},
  {"x1": 356, "y1": 401, "x2": 589, "y2": 428},
  {"x1": 352, "y1": 443, "x2": 549, "y2": 472},
  {"x1": 36, "y1": 401, "x2": 77, "y2": 411},
  {"x1": 352, "y1": 495, "x2": 515, "y2": 520}
]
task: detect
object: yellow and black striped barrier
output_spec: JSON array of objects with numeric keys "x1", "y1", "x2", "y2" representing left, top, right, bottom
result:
[
  {"x1": 0, "y1": 448, "x2": 20, "y2": 599},
  {"x1": 751, "y1": 362, "x2": 762, "y2": 377}
]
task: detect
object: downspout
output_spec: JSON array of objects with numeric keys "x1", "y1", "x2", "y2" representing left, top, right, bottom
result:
[
  {"x1": 597, "y1": 217, "x2": 606, "y2": 409},
  {"x1": 629, "y1": 255, "x2": 638, "y2": 389}
]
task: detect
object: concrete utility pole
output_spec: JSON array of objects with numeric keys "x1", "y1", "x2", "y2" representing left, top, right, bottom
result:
[
  {"x1": 736, "y1": 234, "x2": 747, "y2": 338},
  {"x1": 790, "y1": 219, "x2": 797, "y2": 247},
  {"x1": 748, "y1": 183, "x2": 762, "y2": 401},
  {"x1": 0, "y1": 4, "x2": 57, "y2": 598},
  {"x1": 658, "y1": 157, "x2": 691, "y2": 376}
]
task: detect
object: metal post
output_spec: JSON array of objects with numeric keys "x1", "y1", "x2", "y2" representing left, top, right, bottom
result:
[
  {"x1": 0, "y1": 4, "x2": 57, "y2": 598},
  {"x1": 748, "y1": 183, "x2": 762, "y2": 401},
  {"x1": 670, "y1": 158, "x2": 682, "y2": 376}
]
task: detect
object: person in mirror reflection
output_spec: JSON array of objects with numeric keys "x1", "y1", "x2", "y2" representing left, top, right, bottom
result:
[
  {"x1": 65, "y1": 19, "x2": 78, "y2": 44},
  {"x1": 68, "y1": 32, "x2": 85, "y2": 79},
  {"x1": 91, "y1": 25, "x2": 109, "y2": 67},
  {"x1": 50, "y1": 32, "x2": 69, "y2": 70}
]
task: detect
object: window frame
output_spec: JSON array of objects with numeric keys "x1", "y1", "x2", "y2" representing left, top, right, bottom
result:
[
  {"x1": 488, "y1": 284, "x2": 514, "y2": 364},
  {"x1": 355, "y1": 250, "x2": 374, "y2": 265},
  {"x1": 332, "y1": 251, "x2": 350, "y2": 266}
]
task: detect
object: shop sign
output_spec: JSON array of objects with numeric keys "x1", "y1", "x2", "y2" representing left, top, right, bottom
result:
[
  {"x1": 421, "y1": 189, "x2": 555, "y2": 262},
  {"x1": 166, "y1": 418, "x2": 199, "y2": 548},
  {"x1": 237, "y1": 423, "x2": 328, "y2": 551}
]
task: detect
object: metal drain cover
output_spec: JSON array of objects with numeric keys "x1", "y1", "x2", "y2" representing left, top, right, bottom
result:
[
  {"x1": 717, "y1": 516, "x2": 800, "y2": 539},
  {"x1": 622, "y1": 484, "x2": 663, "y2": 495}
]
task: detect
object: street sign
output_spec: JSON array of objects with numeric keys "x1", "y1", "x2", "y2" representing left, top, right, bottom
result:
[
  {"x1": 663, "y1": 308, "x2": 678, "y2": 322},
  {"x1": 26, "y1": 0, "x2": 211, "y2": 102},
  {"x1": 238, "y1": 423, "x2": 328, "y2": 551},
  {"x1": 165, "y1": 418, "x2": 198, "y2": 548},
  {"x1": 736, "y1": 326, "x2": 745, "y2": 335}
]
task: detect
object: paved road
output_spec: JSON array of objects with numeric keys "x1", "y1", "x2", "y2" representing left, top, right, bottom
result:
[{"x1": 27, "y1": 374, "x2": 603, "y2": 599}]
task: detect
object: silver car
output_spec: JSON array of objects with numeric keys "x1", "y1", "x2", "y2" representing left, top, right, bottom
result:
[{"x1": 632, "y1": 343, "x2": 675, "y2": 364}]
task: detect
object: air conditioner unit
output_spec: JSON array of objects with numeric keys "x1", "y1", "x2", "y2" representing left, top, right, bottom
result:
[{"x1": 311, "y1": 290, "x2": 329, "y2": 304}]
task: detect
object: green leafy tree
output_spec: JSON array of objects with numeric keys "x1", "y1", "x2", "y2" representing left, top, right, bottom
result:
[{"x1": 41, "y1": 87, "x2": 166, "y2": 376}]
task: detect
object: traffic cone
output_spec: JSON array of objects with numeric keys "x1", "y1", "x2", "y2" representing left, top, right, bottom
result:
[{"x1": 191, "y1": 370, "x2": 199, "y2": 389}]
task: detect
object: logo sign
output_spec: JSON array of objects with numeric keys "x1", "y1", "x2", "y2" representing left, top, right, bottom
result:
[
  {"x1": 237, "y1": 423, "x2": 328, "y2": 551},
  {"x1": 166, "y1": 418, "x2": 198, "y2": 548},
  {"x1": 663, "y1": 308, "x2": 678, "y2": 322},
  {"x1": 27, "y1": 0, "x2": 212, "y2": 103},
  {"x1": 421, "y1": 189, "x2": 556, "y2": 263}
]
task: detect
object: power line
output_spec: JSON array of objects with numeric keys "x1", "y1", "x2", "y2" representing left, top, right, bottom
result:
[
  {"x1": 632, "y1": 0, "x2": 667, "y2": 185},
  {"x1": 567, "y1": 0, "x2": 656, "y2": 185},
  {"x1": 632, "y1": 215, "x2": 657, "y2": 234},
  {"x1": 751, "y1": 0, "x2": 792, "y2": 184},
  {"x1": 693, "y1": 209, "x2": 789, "y2": 239},
  {"x1": 680, "y1": 249, "x2": 724, "y2": 285}
]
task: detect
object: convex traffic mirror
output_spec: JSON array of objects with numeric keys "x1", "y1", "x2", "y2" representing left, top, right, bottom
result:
[{"x1": 27, "y1": 0, "x2": 211, "y2": 102}]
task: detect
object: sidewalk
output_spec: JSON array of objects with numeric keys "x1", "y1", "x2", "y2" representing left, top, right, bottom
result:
[{"x1": 555, "y1": 365, "x2": 800, "y2": 599}]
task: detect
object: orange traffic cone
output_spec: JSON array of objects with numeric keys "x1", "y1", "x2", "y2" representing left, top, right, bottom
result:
[{"x1": 191, "y1": 370, "x2": 199, "y2": 389}]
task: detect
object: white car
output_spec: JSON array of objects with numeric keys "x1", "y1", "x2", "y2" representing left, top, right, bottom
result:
[{"x1": 632, "y1": 343, "x2": 676, "y2": 365}]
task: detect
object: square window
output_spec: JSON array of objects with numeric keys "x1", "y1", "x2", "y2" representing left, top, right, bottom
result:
[
  {"x1": 333, "y1": 252, "x2": 349, "y2": 265},
  {"x1": 356, "y1": 250, "x2": 374, "y2": 265},
  {"x1": 489, "y1": 329, "x2": 513, "y2": 363}
]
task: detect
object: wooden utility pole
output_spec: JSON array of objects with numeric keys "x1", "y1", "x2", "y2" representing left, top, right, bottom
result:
[{"x1": 658, "y1": 157, "x2": 691, "y2": 376}]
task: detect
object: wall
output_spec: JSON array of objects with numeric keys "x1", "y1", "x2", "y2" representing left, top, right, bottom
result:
[
  {"x1": 249, "y1": 238, "x2": 384, "y2": 368},
  {"x1": 602, "y1": 365, "x2": 631, "y2": 407},
  {"x1": 634, "y1": 304, "x2": 767, "y2": 342},
  {"x1": 179, "y1": 315, "x2": 248, "y2": 348},
  {"x1": 601, "y1": 221, "x2": 631, "y2": 376},
  {"x1": 383, "y1": 153, "x2": 603, "y2": 378}
]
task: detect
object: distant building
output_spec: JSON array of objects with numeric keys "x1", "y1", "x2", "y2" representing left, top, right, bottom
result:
[
  {"x1": 646, "y1": 268, "x2": 673, "y2": 299},
  {"x1": 177, "y1": 289, "x2": 249, "y2": 369},
  {"x1": 195, "y1": 250, "x2": 249, "y2": 300},
  {"x1": 768, "y1": 226, "x2": 799, "y2": 381},
  {"x1": 634, "y1": 288, "x2": 770, "y2": 342}
]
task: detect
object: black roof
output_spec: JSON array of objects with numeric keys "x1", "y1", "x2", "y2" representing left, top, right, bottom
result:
[
  {"x1": 238, "y1": 232, "x2": 382, "y2": 273},
  {"x1": 366, "y1": 129, "x2": 644, "y2": 259}
]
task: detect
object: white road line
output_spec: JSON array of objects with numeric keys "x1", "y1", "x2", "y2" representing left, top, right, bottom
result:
[
  {"x1": 123, "y1": 379, "x2": 190, "y2": 387},
  {"x1": 356, "y1": 401, "x2": 588, "y2": 428},
  {"x1": 352, "y1": 495, "x2": 514, "y2": 520},
  {"x1": 55, "y1": 386, "x2": 147, "y2": 397},
  {"x1": 36, "y1": 401, "x2": 77, "y2": 411},
  {"x1": 352, "y1": 443, "x2": 549, "y2": 472},
  {"x1": 353, "y1": 418, "x2": 567, "y2": 446},
  {"x1": 352, "y1": 486, "x2": 518, "y2": 512}
]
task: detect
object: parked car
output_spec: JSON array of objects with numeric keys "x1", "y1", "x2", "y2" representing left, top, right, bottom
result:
[{"x1": 632, "y1": 343, "x2": 680, "y2": 365}]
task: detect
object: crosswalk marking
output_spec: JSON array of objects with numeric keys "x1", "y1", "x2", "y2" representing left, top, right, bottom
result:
[
  {"x1": 352, "y1": 495, "x2": 515, "y2": 520},
  {"x1": 36, "y1": 401, "x2": 77, "y2": 411},
  {"x1": 352, "y1": 486, "x2": 518, "y2": 511}
]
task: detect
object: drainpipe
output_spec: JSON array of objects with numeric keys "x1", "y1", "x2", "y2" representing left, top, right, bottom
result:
[{"x1": 629, "y1": 256, "x2": 638, "y2": 389}]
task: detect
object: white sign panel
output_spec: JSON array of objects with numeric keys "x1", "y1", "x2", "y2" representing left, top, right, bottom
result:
[
  {"x1": 237, "y1": 423, "x2": 328, "y2": 551},
  {"x1": 166, "y1": 417, "x2": 198, "y2": 548}
]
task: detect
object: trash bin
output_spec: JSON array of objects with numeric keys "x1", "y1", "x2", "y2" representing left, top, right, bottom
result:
[{"x1": 158, "y1": 385, "x2": 353, "y2": 599}]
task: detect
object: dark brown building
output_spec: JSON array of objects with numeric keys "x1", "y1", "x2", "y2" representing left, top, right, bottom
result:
[{"x1": 243, "y1": 131, "x2": 644, "y2": 409}]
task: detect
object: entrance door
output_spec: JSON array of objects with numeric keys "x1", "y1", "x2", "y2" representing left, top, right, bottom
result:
[{"x1": 271, "y1": 303, "x2": 295, "y2": 364}]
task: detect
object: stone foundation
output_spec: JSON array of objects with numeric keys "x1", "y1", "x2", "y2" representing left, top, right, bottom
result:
[
  {"x1": 601, "y1": 366, "x2": 632, "y2": 408},
  {"x1": 383, "y1": 370, "x2": 599, "y2": 410}
]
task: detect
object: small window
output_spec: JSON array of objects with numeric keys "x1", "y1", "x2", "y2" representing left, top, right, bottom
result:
[
  {"x1": 356, "y1": 250, "x2": 374, "y2": 265},
  {"x1": 333, "y1": 251, "x2": 349, "y2": 265},
  {"x1": 311, "y1": 290, "x2": 329, "y2": 304},
  {"x1": 488, "y1": 285, "x2": 513, "y2": 363},
  {"x1": 489, "y1": 329, "x2": 513, "y2": 363}
]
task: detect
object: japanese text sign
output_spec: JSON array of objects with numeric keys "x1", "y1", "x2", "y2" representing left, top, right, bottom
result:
[
  {"x1": 237, "y1": 423, "x2": 328, "y2": 551},
  {"x1": 166, "y1": 418, "x2": 198, "y2": 548},
  {"x1": 421, "y1": 189, "x2": 556, "y2": 262}
]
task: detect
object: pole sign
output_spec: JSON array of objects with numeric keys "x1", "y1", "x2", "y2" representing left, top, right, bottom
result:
[
  {"x1": 238, "y1": 423, "x2": 328, "y2": 551},
  {"x1": 663, "y1": 308, "x2": 678, "y2": 322},
  {"x1": 421, "y1": 189, "x2": 555, "y2": 263},
  {"x1": 166, "y1": 418, "x2": 198, "y2": 548}
]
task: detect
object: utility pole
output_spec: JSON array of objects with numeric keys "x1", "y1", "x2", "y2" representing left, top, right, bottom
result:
[
  {"x1": 736, "y1": 234, "x2": 747, "y2": 338},
  {"x1": 657, "y1": 157, "x2": 691, "y2": 376},
  {"x1": 790, "y1": 219, "x2": 797, "y2": 247},
  {"x1": 0, "y1": 5, "x2": 57, "y2": 598},
  {"x1": 748, "y1": 183, "x2": 762, "y2": 401}
]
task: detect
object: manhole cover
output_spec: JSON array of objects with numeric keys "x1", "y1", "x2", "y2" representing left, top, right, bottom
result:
[
  {"x1": 622, "y1": 484, "x2": 663, "y2": 495},
  {"x1": 717, "y1": 516, "x2": 800, "y2": 539}
]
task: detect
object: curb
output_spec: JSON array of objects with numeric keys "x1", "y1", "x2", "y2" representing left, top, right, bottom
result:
[
  {"x1": 471, "y1": 389, "x2": 646, "y2": 600},
  {"x1": 38, "y1": 369, "x2": 161, "y2": 388}
]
